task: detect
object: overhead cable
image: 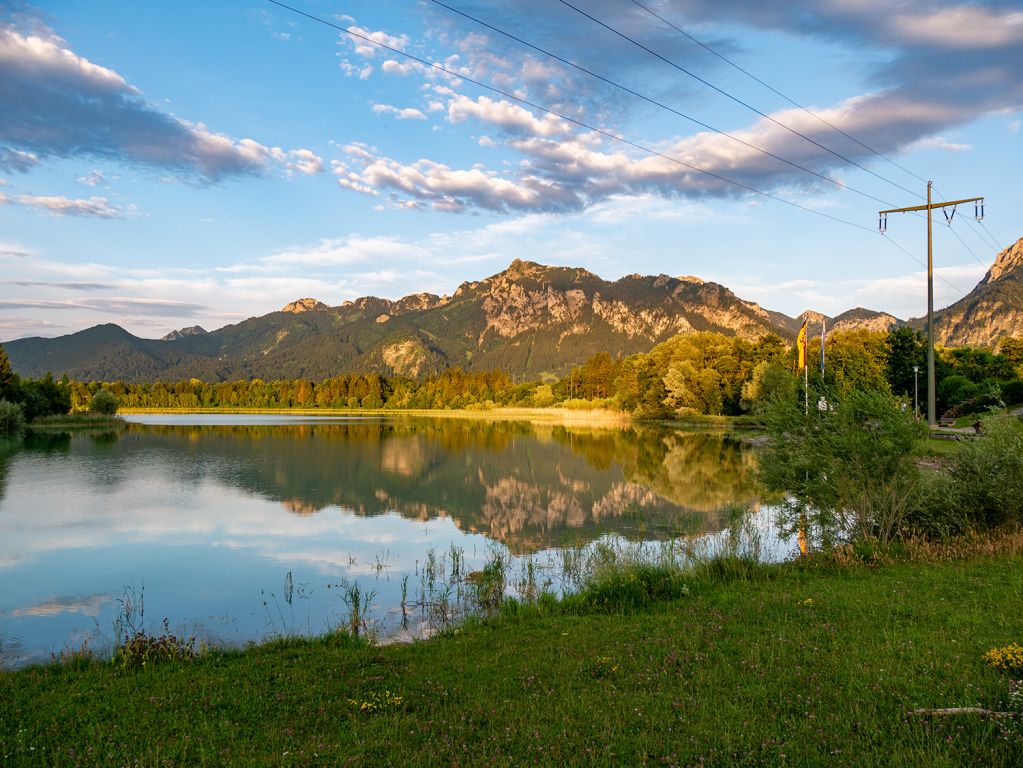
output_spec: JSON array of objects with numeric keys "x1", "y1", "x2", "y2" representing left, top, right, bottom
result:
[{"x1": 556, "y1": 0, "x2": 924, "y2": 200}]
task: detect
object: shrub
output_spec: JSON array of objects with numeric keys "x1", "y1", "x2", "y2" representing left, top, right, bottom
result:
[
  {"x1": 1002, "y1": 379, "x2": 1023, "y2": 407},
  {"x1": 0, "y1": 399, "x2": 24, "y2": 437},
  {"x1": 91, "y1": 388, "x2": 119, "y2": 415},
  {"x1": 759, "y1": 387, "x2": 927, "y2": 545},
  {"x1": 924, "y1": 412, "x2": 1023, "y2": 534},
  {"x1": 113, "y1": 619, "x2": 197, "y2": 669}
]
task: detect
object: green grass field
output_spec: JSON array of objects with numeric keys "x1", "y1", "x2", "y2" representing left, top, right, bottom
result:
[{"x1": 3, "y1": 553, "x2": 1021, "y2": 767}]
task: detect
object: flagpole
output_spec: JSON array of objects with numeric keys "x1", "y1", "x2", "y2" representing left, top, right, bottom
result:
[{"x1": 821, "y1": 319, "x2": 826, "y2": 375}]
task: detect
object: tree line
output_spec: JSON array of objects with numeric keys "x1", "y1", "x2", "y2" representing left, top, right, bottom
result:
[
  {"x1": 45, "y1": 328, "x2": 1023, "y2": 418},
  {"x1": 1, "y1": 345, "x2": 72, "y2": 434}
]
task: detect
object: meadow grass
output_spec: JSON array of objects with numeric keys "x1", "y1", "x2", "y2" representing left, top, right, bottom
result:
[
  {"x1": 2, "y1": 551, "x2": 1021, "y2": 766},
  {"x1": 26, "y1": 413, "x2": 125, "y2": 431}
]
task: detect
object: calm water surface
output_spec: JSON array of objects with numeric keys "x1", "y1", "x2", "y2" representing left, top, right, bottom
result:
[{"x1": 0, "y1": 415, "x2": 785, "y2": 666}]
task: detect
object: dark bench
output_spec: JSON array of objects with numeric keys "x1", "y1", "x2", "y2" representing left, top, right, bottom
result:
[{"x1": 938, "y1": 417, "x2": 956, "y2": 428}]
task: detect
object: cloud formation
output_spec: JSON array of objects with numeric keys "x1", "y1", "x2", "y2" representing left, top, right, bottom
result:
[
  {"x1": 0, "y1": 22, "x2": 323, "y2": 181},
  {"x1": 5, "y1": 193, "x2": 125, "y2": 218},
  {"x1": 0, "y1": 297, "x2": 209, "y2": 316},
  {"x1": 329, "y1": 0, "x2": 1023, "y2": 214}
]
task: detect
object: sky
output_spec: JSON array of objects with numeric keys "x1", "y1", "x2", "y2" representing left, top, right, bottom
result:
[{"x1": 1, "y1": 0, "x2": 1021, "y2": 341}]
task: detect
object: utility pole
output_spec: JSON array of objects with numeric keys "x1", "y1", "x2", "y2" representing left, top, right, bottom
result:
[{"x1": 879, "y1": 183, "x2": 984, "y2": 427}]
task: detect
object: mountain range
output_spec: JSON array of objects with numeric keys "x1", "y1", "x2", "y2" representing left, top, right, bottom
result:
[{"x1": 4, "y1": 237, "x2": 1022, "y2": 383}]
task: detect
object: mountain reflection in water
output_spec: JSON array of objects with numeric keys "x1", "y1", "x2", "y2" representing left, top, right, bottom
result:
[
  {"x1": 0, "y1": 416, "x2": 779, "y2": 666},
  {"x1": 105, "y1": 419, "x2": 767, "y2": 554}
]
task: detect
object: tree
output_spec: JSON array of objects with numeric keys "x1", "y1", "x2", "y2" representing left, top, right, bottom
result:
[
  {"x1": 91, "y1": 388, "x2": 119, "y2": 415},
  {"x1": 759, "y1": 387, "x2": 926, "y2": 545},
  {"x1": 15, "y1": 373, "x2": 71, "y2": 421},
  {"x1": 0, "y1": 344, "x2": 16, "y2": 402},
  {"x1": 997, "y1": 337, "x2": 1023, "y2": 369},
  {"x1": 885, "y1": 327, "x2": 926, "y2": 400},
  {"x1": 740, "y1": 360, "x2": 795, "y2": 414},
  {"x1": 0, "y1": 399, "x2": 24, "y2": 438},
  {"x1": 817, "y1": 329, "x2": 889, "y2": 394}
]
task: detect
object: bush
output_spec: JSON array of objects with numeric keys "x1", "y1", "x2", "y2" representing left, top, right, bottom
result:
[
  {"x1": 113, "y1": 619, "x2": 197, "y2": 670},
  {"x1": 0, "y1": 399, "x2": 24, "y2": 438},
  {"x1": 1002, "y1": 379, "x2": 1023, "y2": 406},
  {"x1": 759, "y1": 388, "x2": 927, "y2": 545},
  {"x1": 91, "y1": 388, "x2": 119, "y2": 415},
  {"x1": 922, "y1": 412, "x2": 1023, "y2": 534}
]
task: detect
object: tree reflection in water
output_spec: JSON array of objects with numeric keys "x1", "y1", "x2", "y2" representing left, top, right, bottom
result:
[{"x1": 119, "y1": 418, "x2": 774, "y2": 554}]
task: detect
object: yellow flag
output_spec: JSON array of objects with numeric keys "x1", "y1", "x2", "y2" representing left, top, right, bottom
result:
[{"x1": 797, "y1": 321, "x2": 807, "y2": 369}]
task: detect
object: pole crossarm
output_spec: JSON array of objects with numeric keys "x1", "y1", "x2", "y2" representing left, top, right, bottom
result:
[{"x1": 879, "y1": 196, "x2": 982, "y2": 215}]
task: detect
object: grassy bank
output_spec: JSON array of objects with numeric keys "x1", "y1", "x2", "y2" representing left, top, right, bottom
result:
[
  {"x1": 25, "y1": 413, "x2": 125, "y2": 432},
  {"x1": 2, "y1": 551, "x2": 1021, "y2": 766}
]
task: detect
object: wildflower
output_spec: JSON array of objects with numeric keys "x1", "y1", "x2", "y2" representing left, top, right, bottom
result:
[
  {"x1": 983, "y1": 643, "x2": 1023, "y2": 673},
  {"x1": 348, "y1": 689, "x2": 404, "y2": 715},
  {"x1": 797, "y1": 598, "x2": 814, "y2": 607}
]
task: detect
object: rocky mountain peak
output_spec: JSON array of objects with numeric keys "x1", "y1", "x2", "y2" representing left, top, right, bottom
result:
[
  {"x1": 392, "y1": 292, "x2": 448, "y2": 314},
  {"x1": 281, "y1": 298, "x2": 328, "y2": 313},
  {"x1": 830, "y1": 308, "x2": 899, "y2": 334},
  {"x1": 982, "y1": 237, "x2": 1023, "y2": 285},
  {"x1": 798, "y1": 310, "x2": 827, "y2": 325},
  {"x1": 503, "y1": 258, "x2": 542, "y2": 279},
  {"x1": 161, "y1": 325, "x2": 208, "y2": 341}
]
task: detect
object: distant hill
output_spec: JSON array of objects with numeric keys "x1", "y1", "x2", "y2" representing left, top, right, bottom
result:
[
  {"x1": 830, "y1": 308, "x2": 900, "y2": 334},
  {"x1": 5, "y1": 241, "x2": 1021, "y2": 382},
  {"x1": 3, "y1": 260, "x2": 797, "y2": 382}
]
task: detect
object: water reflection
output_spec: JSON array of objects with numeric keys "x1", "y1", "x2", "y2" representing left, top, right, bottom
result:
[
  {"x1": 111, "y1": 419, "x2": 765, "y2": 553},
  {"x1": 0, "y1": 416, "x2": 775, "y2": 666}
]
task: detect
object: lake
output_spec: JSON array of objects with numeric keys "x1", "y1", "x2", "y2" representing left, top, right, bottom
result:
[{"x1": 0, "y1": 415, "x2": 786, "y2": 667}]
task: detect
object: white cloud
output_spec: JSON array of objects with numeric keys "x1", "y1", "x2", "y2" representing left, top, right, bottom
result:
[
  {"x1": 0, "y1": 24, "x2": 318, "y2": 182},
  {"x1": 286, "y1": 149, "x2": 324, "y2": 175},
  {"x1": 262, "y1": 235, "x2": 429, "y2": 267},
  {"x1": 381, "y1": 59, "x2": 424, "y2": 76},
  {"x1": 372, "y1": 103, "x2": 428, "y2": 120},
  {"x1": 447, "y1": 94, "x2": 571, "y2": 138},
  {"x1": 345, "y1": 25, "x2": 409, "y2": 58},
  {"x1": 76, "y1": 169, "x2": 105, "y2": 186},
  {"x1": 888, "y1": 6, "x2": 1023, "y2": 49},
  {"x1": 905, "y1": 135, "x2": 972, "y2": 153},
  {"x1": 7, "y1": 194, "x2": 125, "y2": 218},
  {"x1": 333, "y1": 151, "x2": 552, "y2": 212}
]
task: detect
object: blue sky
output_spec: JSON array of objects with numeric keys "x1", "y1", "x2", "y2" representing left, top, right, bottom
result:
[{"x1": 1, "y1": 0, "x2": 1021, "y2": 340}]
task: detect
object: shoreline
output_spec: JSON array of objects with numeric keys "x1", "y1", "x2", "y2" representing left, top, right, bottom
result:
[
  {"x1": 117, "y1": 406, "x2": 634, "y2": 427},
  {"x1": 116, "y1": 406, "x2": 765, "y2": 431},
  {"x1": 3, "y1": 545, "x2": 1020, "y2": 765}
]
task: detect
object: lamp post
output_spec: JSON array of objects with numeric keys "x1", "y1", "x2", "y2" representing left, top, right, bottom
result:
[{"x1": 913, "y1": 365, "x2": 920, "y2": 421}]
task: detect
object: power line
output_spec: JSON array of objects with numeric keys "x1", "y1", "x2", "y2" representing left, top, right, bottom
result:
[
  {"x1": 627, "y1": 0, "x2": 930, "y2": 189},
  {"x1": 979, "y1": 220, "x2": 1010, "y2": 253},
  {"x1": 268, "y1": 1, "x2": 872, "y2": 230},
  {"x1": 932, "y1": 185, "x2": 1002, "y2": 264},
  {"x1": 426, "y1": 0, "x2": 905, "y2": 211},
  {"x1": 943, "y1": 219, "x2": 989, "y2": 268},
  {"x1": 556, "y1": 0, "x2": 924, "y2": 200},
  {"x1": 883, "y1": 234, "x2": 968, "y2": 295},
  {"x1": 267, "y1": 0, "x2": 968, "y2": 295}
]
